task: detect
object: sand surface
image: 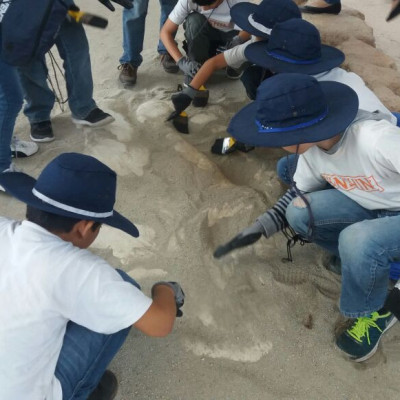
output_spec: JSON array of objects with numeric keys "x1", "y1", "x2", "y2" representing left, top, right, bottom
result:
[{"x1": 3, "y1": 1, "x2": 400, "y2": 399}]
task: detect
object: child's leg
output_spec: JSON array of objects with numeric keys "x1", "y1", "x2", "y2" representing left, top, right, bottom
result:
[
  {"x1": 285, "y1": 188, "x2": 376, "y2": 256},
  {"x1": 276, "y1": 154, "x2": 299, "y2": 185},
  {"x1": 183, "y1": 13, "x2": 214, "y2": 64},
  {"x1": 240, "y1": 66, "x2": 273, "y2": 100},
  {"x1": 55, "y1": 270, "x2": 139, "y2": 400},
  {"x1": 338, "y1": 215, "x2": 400, "y2": 318}
]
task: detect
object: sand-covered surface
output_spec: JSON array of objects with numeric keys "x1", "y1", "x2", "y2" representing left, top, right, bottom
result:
[{"x1": 2, "y1": 1, "x2": 400, "y2": 399}]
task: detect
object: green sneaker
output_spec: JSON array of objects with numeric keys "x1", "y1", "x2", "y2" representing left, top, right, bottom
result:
[{"x1": 336, "y1": 311, "x2": 397, "y2": 362}]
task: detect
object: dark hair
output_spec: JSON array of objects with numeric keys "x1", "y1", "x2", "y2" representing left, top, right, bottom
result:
[
  {"x1": 26, "y1": 205, "x2": 102, "y2": 233},
  {"x1": 193, "y1": 0, "x2": 218, "y2": 6}
]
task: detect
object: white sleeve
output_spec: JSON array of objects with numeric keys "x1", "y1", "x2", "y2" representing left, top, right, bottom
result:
[
  {"x1": 168, "y1": 0, "x2": 195, "y2": 26},
  {"x1": 374, "y1": 125, "x2": 400, "y2": 173},
  {"x1": 321, "y1": 69, "x2": 397, "y2": 125},
  {"x1": 293, "y1": 152, "x2": 327, "y2": 192},
  {"x1": 223, "y1": 41, "x2": 250, "y2": 69},
  {"x1": 57, "y1": 253, "x2": 152, "y2": 334}
]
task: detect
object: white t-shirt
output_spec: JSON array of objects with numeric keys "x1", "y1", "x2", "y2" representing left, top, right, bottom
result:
[
  {"x1": 168, "y1": 0, "x2": 245, "y2": 32},
  {"x1": 314, "y1": 68, "x2": 397, "y2": 125},
  {"x1": 223, "y1": 37, "x2": 254, "y2": 69},
  {"x1": 0, "y1": 219, "x2": 152, "y2": 400},
  {"x1": 295, "y1": 119, "x2": 400, "y2": 210}
]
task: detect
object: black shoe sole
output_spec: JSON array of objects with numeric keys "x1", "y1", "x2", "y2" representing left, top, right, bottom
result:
[
  {"x1": 163, "y1": 65, "x2": 179, "y2": 74},
  {"x1": 300, "y1": 3, "x2": 341, "y2": 14}
]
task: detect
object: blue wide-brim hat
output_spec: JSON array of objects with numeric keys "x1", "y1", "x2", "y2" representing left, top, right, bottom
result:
[
  {"x1": 230, "y1": 0, "x2": 301, "y2": 39},
  {"x1": 244, "y1": 19, "x2": 344, "y2": 75},
  {"x1": 0, "y1": 153, "x2": 139, "y2": 237},
  {"x1": 228, "y1": 73, "x2": 359, "y2": 147}
]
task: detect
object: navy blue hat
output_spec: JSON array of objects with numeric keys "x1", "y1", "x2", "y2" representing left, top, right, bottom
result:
[
  {"x1": 228, "y1": 73, "x2": 359, "y2": 147},
  {"x1": 0, "y1": 153, "x2": 139, "y2": 237},
  {"x1": 230, "y1": 0, "x2": 301, "y2": 39},
  {"x1": 245, "y1": 19, "x2": 344, "y2": 74}
]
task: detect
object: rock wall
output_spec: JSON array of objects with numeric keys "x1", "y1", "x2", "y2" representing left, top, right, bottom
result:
[{"x1": 294, "y1": 2, "x2": 400, "y2": 111}]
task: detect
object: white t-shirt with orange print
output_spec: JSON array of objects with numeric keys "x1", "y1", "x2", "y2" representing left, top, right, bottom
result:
[
  {"x1": 294, "y1": 119, "x2": 400, "y2": 211},
  {"x1": 168, "y1": 0, "x2": 246, "y2": 32}
]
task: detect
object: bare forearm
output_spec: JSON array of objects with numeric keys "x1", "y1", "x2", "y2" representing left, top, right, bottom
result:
[
  {"x1": 238, "y1": 30, "x2": 251, "y2": 42},
  {"x1": 160, "y1": 20, "x2": 182, "y2": 62},
  {"x1": 190, "y1": 53, "x2": 227, "y2": 89},
  {"x1": 134, "y1": 285, "x2": 177, "y2": 337}
]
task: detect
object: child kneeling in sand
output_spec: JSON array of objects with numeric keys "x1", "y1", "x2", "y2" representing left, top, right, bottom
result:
[
  {"x1": 169, "y1": 0, "x2": 301, "y2": 119},
  {"x1": 214, "y1": 73, "x2": 400, "y2": 362},
  {"x1": 0, "y1": 153, "x2": 184, "y2": 400}
]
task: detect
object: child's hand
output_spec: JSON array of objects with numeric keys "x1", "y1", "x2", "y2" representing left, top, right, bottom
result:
[
  {"x1": 226, "y1": 35, "x2": 244, "y2": 49},
  {"x1": 213, "y1": 221, "x2": 264, "y2": 258},
  {"x1": 152, "y1": 282, "x2": 185, "y2": 317},
  {"x1": 177, "y1": 57, "x2": 201, "y2": 78},
  {"x1": 171, "y1": 84, "x2": 198, "y2": 114}
]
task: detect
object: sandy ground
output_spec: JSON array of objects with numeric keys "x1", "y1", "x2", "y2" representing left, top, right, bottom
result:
[{"x1": 3, "y1": 1, "x2": 400, "y2": 399}]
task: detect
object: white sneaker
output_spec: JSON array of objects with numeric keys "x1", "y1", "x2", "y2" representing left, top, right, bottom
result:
[
  {"x1": 0, "y1": 163, "x2": 21, "y2": 192},
  {"x1": 11, "y1": 136, "x2": 39, "y2": 158}
]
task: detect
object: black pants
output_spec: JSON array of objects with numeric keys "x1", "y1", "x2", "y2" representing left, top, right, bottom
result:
[
  {"x1": 240, "y1": 65, "x2": 274, "y2": 100},
  {"x1": 183, "y1": 12, "x2": 237, "y2": 64}
]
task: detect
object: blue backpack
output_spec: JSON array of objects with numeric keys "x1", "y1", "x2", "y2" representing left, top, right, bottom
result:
[{"x1": 0, "y1": 0, "x2": 69, "y2": 66}]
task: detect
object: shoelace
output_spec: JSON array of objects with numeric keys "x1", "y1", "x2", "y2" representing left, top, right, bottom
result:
[
  {"x1": 346, "y1": 312, "x2": 389, "y2": 345},
  {"x1": 281, "y1": 225, "x2": 308, "y2": 263},
  {"x1": 118, "y1": 64, "x2": 131, "y2": 72}
]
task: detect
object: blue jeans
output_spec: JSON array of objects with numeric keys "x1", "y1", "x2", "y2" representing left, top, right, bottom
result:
[
  {"x1": 55, "y1": 270, "x2": 140, "y2": 400},
  {"x1": 17, "y1": 20, "x2": 96, "y2": 123},
  {"x1": 276, "y1": 154, "x2": 299, "y2": 185},
  {"x1": 120, "y1": 0, "x2": 177, "y2": 67},
  {"x1": 0, "y1": 29, "x2": 23, "y2": 171},
  {"x1": 324, "y1": 0, "x2": 340, "y2": 3},
  {"x1": 285, "y1": 189, "x2": 400, "y2": 318}
]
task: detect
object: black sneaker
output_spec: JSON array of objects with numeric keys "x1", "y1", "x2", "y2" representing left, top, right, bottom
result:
[
  {"x1": 300, "y1": 2, "x2": 341, "y2": 14},
  {"x1": 30, "y1": 121, "x2": 54, "y2": 143},
  {"x1": 72, "y1": 108, "x2": 115, "y2": 128},
  {"x1": 88, "y1": 370, "x2": 118, "y2": 400},
  {"x1": 226, "y1": 66, "x2": 243, "y2": 80},
  {"x1": 161, "y1": 53, "x2": 179, "y2": 73}
]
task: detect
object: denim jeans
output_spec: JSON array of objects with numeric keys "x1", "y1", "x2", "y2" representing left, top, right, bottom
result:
[
  {"x1": 55, "y1": 270, "x2": 140, "y2": 400},
  {"x1": 17, "y1": 20, "x2": 96, "y2": 123},
  {"x1": 0, "y1": 30, "x2": 23, "y2": 171},
  {"x1": 324, "y1": 0, "x2": 340, "y2": 3},
  {"x1": 120, "y1": 0, "x2": 177, "y2": 67},
  {"x1": 285, "y1": 188, "x2": 400, "y2": 318},
  {"x1": 276, "y1": 154, "x2": 299, "y2": 185}
]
